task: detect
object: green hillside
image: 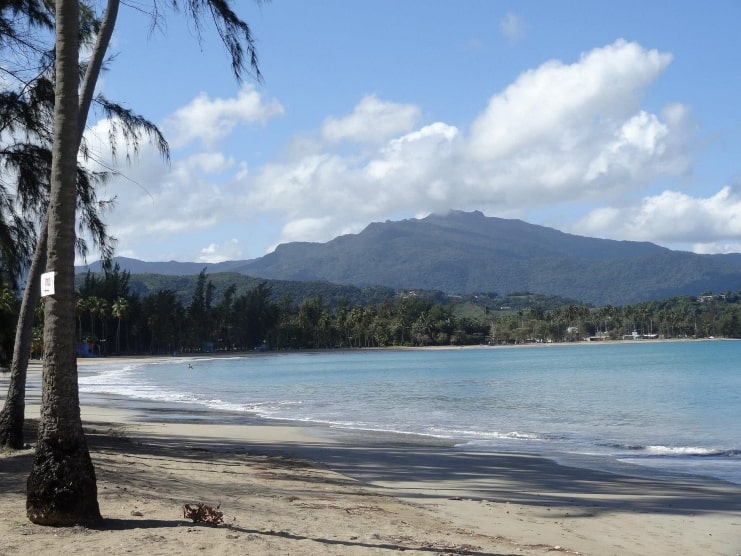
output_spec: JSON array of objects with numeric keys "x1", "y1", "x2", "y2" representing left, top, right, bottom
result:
[{"x1": 76, "y1": 211, "x2": 741, "y2": 306}]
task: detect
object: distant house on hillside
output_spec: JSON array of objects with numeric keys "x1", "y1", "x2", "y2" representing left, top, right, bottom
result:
[{"x1": 698, "y1": 293, "x2": 727, "y2": 303}]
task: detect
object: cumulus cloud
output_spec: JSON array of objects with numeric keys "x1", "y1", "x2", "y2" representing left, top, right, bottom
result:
[
  {"x1": 468, "y1": 40, "x2": 673, "y2": 159},
  {"x1": 320, "y1": 95, "x2": 421, "y2": 145},
  {"x1": 79, "y1": 85, "x2": 287, "y2": 260},
  {"x1": 83, "y1": 39, "x2": 741, "y2": 261},
  {"x1": 572, "y1": 186, "x2": 741, "y2": 250},
  {"x1": 245, "y1": 40, "x2": 693, "y2": 246},
  {"x1": 245, "y1": 121, "x2": 461, "y2": 244},
  {"x1": 163, "y1": 84, "x2": 284, "y2": 149},
  {"x1": 81, "y1": 120, "x2": 249, "y2": 259}
]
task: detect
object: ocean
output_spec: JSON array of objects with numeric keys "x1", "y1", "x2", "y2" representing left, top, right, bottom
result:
[{"x1": 77, "y1": 340, "x2": 741, "y2": 485}]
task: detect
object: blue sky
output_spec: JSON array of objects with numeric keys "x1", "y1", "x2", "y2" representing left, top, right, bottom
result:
[{"x1": 81, "y1": 0, "x2": 741, "y2": 263}]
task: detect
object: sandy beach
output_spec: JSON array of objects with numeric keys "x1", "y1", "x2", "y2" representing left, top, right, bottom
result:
[{"x1": 1, "y1": 358, "x2": 740, "y2": 555}]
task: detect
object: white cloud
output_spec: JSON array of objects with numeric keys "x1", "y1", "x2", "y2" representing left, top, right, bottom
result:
[
  {"x1": 500, "y1": 12, "x2": 526, "y2": 42},
  {"x1": 82, "y1": 116, "x2": 249, "y2": 256},
  {"x1": 320, "y1": 95, "x2": 421, "y2": 145},
  {"x1": 572, "y1": 186, "x2": 741, "y2": 249},
  {"x1": 468, "y1": 40, "x2": 674, "y2": 160},
  {"x1": 245, "y1": 121, "x2": 461, "y2": 245},
  {"x1": 79, "y1": 84, "x2": 289, "y2": 260},
  {"x1": 83, "y1": 40, "x2": 736, "y2": 261},
  {"x1": 365, "y1": 123, "x2": 459, "y2": 183},
  {"x1": 111, "y1": 154, "x2": 243, "y2": 236},
  {"x1": 163, "y1": 84, "x2": 284, "y2": 149},
  {"x1": 199, "y1": 239, "x2": 244, "y2": 263},
  {"x1": 457, "y1": 40, "x2": 690, "y2": 208},
  {"x1": 279, "y1": 217, "x2": 337, "y2": 245},
  {"x1": 243, "y1": 40, "x2": 693, "y2": 248}
]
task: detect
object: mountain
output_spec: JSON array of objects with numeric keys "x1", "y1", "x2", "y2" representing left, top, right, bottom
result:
[
  {"x1": 77, "y1": 211, "x2": 741, "y2": 305},
  {"x1": 80, "y1": 256, "x2": 252, "y2": 276}
]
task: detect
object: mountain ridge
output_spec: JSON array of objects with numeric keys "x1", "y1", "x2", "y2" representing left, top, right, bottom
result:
[{"x1": 76, "y1": 211, "x2": 741, "y2": 305}]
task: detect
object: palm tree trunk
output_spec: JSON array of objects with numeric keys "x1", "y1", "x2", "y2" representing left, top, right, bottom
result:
[{"x1": 26, "y1": 0, "x2": 101, "y2": 525}]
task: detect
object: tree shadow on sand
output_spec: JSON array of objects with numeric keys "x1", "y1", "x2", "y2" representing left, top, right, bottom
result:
[
  {"x1": 88, "y1": 421, "x2": 741, "y2": 520},
  {"x1": 9, "y1": 417, "x2": 741, "y2": 522},
  {"x1": 82, "y1": 518, "x2": 522, "y2": 555}
]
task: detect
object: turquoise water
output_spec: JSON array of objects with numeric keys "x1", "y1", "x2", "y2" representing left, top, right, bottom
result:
[{"x1": 79, "y1": 340, "x2": 741, "y2": 484}]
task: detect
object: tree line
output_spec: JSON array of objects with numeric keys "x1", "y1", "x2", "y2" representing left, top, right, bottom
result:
[{"x1": 4, "y1": 268, "x2": 740, "y2": 365}]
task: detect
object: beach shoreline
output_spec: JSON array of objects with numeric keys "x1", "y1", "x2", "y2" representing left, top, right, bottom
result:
[{"x1": 2, "y1": 354, "x2": 741, "y2": 555}]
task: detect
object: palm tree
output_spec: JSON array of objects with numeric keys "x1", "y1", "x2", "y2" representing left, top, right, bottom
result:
[
  {"x1": 85, "y1": 295, "x2": 98, "y2": 339},
  {"x1": 23, "y1": 0, "x2": 142, "y2": 523},
  {"x1": 111, "y1": 297, "x2": 128, "y2": 354},
  {"x1": 25, "y1": 0, "x2": 102, "y2": 526},
  {"x1": 26, "y1": 0, "x2": 263, "y2": 526},
  {"x1": 549, "y1": 307, "x2": 563, "y2": 341},
  {"x1": 87, "y1": 295, "x2": 108, "y2": 339},
  {"x1": 92, "y1": 296, "x2": 109, "y2": 353},
  {"x1": 76, "y1": 296, "x2": 89, "y2": 344},
  {"x1": 0, "y1": 0, "x2": 166, "y2": 451}
]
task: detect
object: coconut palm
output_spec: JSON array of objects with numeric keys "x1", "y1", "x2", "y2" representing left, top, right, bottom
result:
[
  {"x1": 25, "y1": 0, "x2": 263, "y2": 526},
  {"x1": 111, "y1": 296, "x2": 128, "y2": 354},
  {"x1": 75, "y1": 296, "x2": 89, "y2": 343},
  {"x1": 24, "y1": 0, "x2": 102, "y2": 525},
  {"x1": 0, "y1": 0, "x2": 171, "y2": 451}
]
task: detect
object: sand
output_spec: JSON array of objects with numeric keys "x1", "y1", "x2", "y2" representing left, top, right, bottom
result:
[{"x1": 1, "y1": 359, "x2": 740, "y2": 555}]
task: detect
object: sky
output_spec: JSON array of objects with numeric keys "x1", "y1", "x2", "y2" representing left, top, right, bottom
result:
[{"x1": 79, "y1": 0, "x2": 741, "y2": 264}]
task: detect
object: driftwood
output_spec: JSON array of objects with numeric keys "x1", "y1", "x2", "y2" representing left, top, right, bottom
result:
[{"x1": 182, "y1": 503, "x2": 224, "y2": 526}]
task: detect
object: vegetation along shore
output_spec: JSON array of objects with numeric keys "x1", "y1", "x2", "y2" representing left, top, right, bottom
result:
[{"x1": 5, "y1": 266, "x2": 736, "y2": 363}]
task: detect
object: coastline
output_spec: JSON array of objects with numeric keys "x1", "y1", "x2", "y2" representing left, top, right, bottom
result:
[{"x1": 2, "y1": 356, "x2": 741, "y2": 554}]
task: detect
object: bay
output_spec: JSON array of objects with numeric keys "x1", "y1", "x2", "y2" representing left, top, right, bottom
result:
[{"x1": 79, "y1": 339, "x2": 741, "y2": 484}]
